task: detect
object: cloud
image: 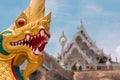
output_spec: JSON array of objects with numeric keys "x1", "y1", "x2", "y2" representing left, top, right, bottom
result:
[
  {"x1": 85, "y1": 5, "x2": 102, "y2": 13},
  {"x1": 45, "y1": 0, "x2": 66, "y2": 14},
  {"x1": 79, "y1": 4, "x2": 102, "y2": 17},
  {"x1": 80, "y1": 3, "x2": 120, "y2": 19}
]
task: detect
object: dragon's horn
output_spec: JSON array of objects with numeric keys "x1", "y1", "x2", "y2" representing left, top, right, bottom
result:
[
  {"x1": 40, "y1": 12, "x2": 51, "y2": 32},
  {"x1": 24, "y1": 0, "x2": 45, "y2": 22}
]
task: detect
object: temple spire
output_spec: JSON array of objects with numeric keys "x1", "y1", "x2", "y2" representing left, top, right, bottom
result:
[
  {"x1": 80, "y1": 19, "x2": 83, "y2": 27},
  {"x1": 77, "y1": 19, "x2": 84, "y2": 32},
  {"x1": 80, "y1": 19, "x2": 83, "y2": 26}
]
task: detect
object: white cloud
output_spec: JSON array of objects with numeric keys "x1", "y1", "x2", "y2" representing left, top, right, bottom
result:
[
  {"x1": 80, "y1": 5, "x2": 102, "y2": 17},
  {"x1": 85, "y1": 5, "x2": 102, "y2": 13},
  {"x1": 80, "y1": 4, "x2": 120, "y2": 19},
  {"x1": 45, "y1": 0, "x2": 66, "y2": 14}
]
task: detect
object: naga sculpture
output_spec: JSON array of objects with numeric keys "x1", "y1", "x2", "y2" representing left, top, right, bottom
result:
[{"x1": 0, "y1": 0, "x2": 51, "y2": 80}]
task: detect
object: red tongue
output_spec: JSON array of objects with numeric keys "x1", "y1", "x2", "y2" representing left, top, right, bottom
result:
[{"x1": 38, "y1": 42, "x2": 47, "y2": 51}]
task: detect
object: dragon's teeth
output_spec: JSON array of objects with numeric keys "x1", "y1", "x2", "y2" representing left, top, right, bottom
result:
[
  {"x1": 26, "y1": 35, "x2": 30, "y2": 41},
  {"x1": 44, "y1": 40, "x2": 47, "y2": 43},
  {"x1": 21, "y1": 43, "x2": 23, "y2": 46},
  {"x1": 37, "y1": 34, "x2": 40, "y2": 37},
  {"x1": 27, "y1": 44, "x2": 29, "y2": 47},
  {"x1": 34, "y1": 35, "x2": 36, "y2": 39},
  {"x1": 34, "y1": 48, "x2": 40, "y2": 54},
  {"x1": 15, "y1": 43, "x2": 17, "y2": 45},
  {"x1": 24, "y1": 39, "x2": 27, "y2": 42},
  {"x1": 31, "y1": 37, "x2": 33, "y2": 40},
  {"x1": 30, "y1": 46, "x2": 32, "y2": 49},
  {"x1": 24, "y1": 43, "x2": 26, "y2": 46},
  {"x1": 33, "y1": 48, "x2": 35, "y2": 52},
  {"x1": 18, "y1": 41, "x2": 20, "y2": 44},
  {"x1": 12, "y1": 43, "x2": 14, "y2": 46},
  {"x1": 38, "y1": 43, "x2": 41, "y2": 47},
  {"x1": 40, "y1": 30, "x2": 44, "y2": 36},
  {"x1": 21, "y1": 40, "x2": 23, "y2": 43}
]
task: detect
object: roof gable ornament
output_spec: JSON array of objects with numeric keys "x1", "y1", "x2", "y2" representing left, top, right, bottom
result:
[
  {"x1": 80, "y1": 19, "x2": 83, "y2": 27},
  {"x1": 77, "y1": 19, "x2": 85, "y2": 33}
]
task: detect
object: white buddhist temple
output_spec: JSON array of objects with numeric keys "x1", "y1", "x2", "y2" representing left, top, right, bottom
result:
[{"x1": 57, "y1": 21, "x2": 120, "y2": 71}]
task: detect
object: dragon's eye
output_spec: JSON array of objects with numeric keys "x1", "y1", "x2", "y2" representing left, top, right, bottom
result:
[{"x1": 17, "y1": 18, "x2": 26, "y2": 27}]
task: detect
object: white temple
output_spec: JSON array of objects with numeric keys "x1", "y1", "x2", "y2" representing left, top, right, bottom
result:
[{"x1": 57, "y1": 21, "x2": 120, "y2": 71}]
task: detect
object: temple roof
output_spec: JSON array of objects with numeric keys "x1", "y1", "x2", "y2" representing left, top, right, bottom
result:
[{"x1": 60, "y1": 21, "x2": 111, "y2": 65}]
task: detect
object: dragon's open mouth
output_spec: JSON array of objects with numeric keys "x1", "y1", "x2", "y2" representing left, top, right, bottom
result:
[{"x1": 10, "y1": 28, "x2": 50, "y2": 55}]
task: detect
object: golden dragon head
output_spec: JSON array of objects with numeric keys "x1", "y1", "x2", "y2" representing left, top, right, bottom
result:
[
  {"x1": 1, "y1": 0, "x2": 51, "y2": 55},
  {"x1": 0, "y1": 0, "x2": 51, "y2": 79}
]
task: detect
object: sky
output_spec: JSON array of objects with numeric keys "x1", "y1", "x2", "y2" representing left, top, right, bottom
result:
[{"x1": 0, "y1": 0, "x2": 120, "y2": 61}]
